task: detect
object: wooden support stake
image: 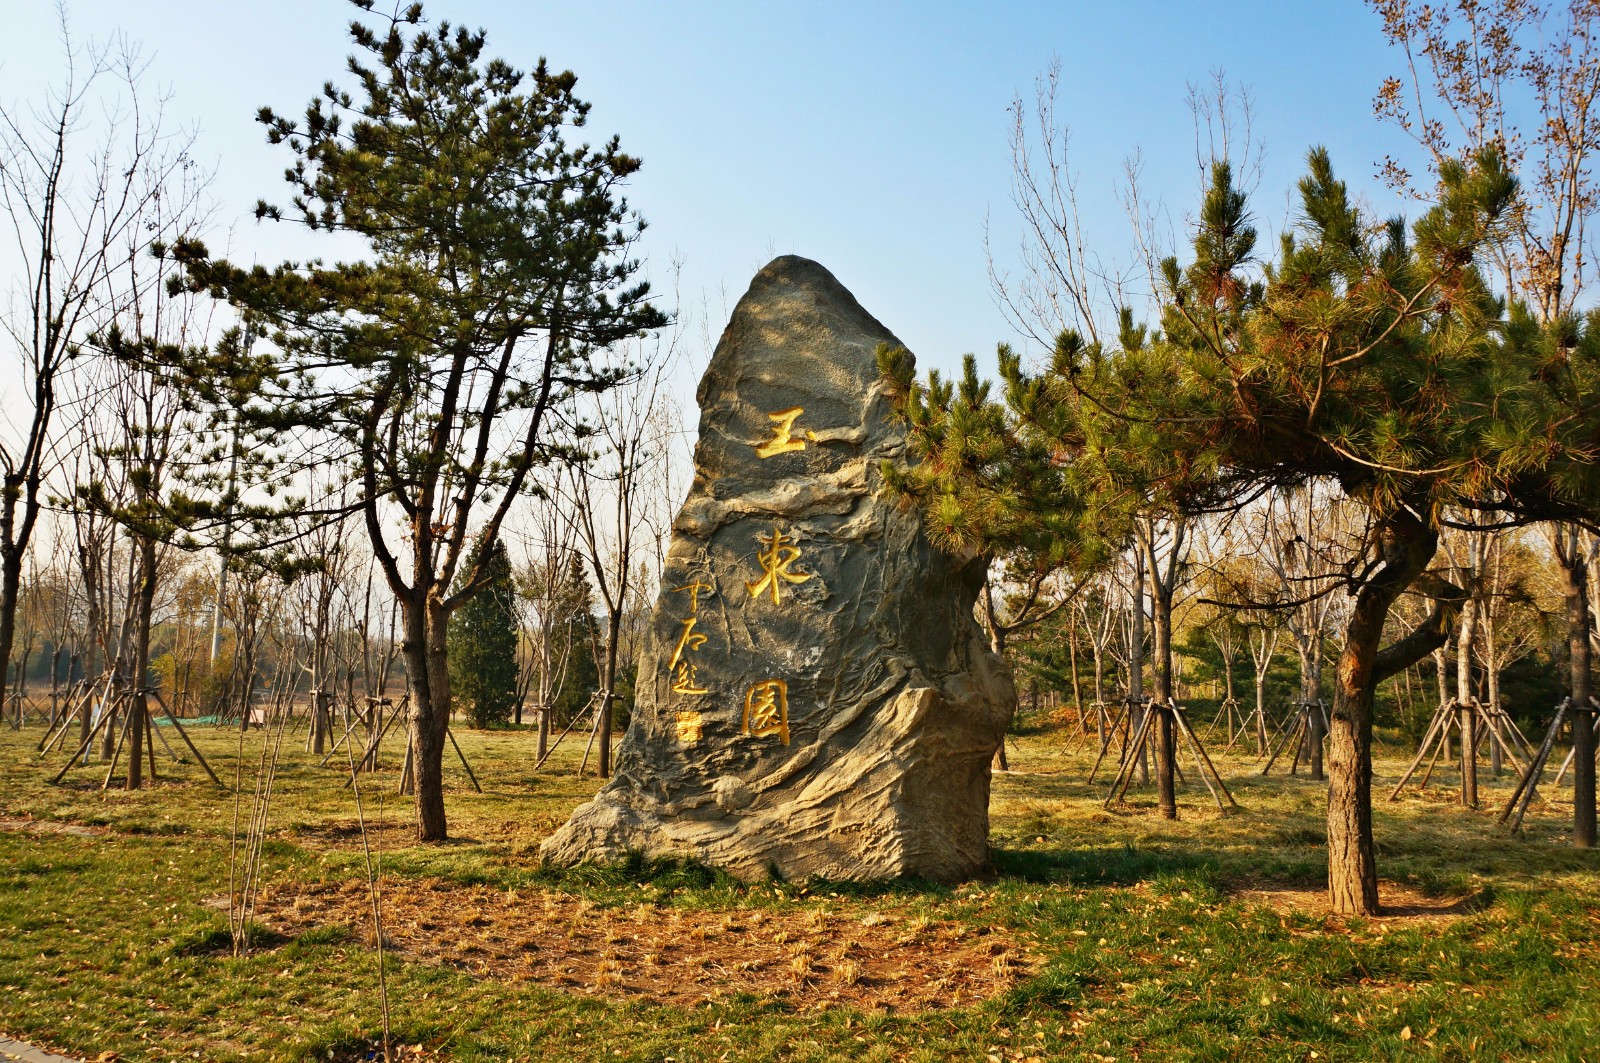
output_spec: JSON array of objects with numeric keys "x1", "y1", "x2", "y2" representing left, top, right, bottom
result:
[
  {"x1": 446, "y1": 725, "x2": 482, "y2": 793},
  {"x1": 49, "y1": 695, "x2": 118, "y2": 785},
  {"x1": 1103, "y1": 704, "x2": 1159, "y2": 809},
  {"x1": 144, "y1": 710, "x2": 158, "y2": 782},
  {"x1": 148, "y1": 687, "x2": 224, "y2": 787},
  {"x1": 1387, "y1": 700, "x2": 1454, "y2": 799},
  {"x1": 1415, "y1": 716, "x2": 1453, "y2": 792},
  {"x1": 1500, "y1": 699, "x2": 1571, "y2": 831},
  {"x1": 101, "y1": 705, "x2": 135, "y2": 790},
  {"x1": 1175, "y1": 705, "x2": 1239, "y2": 811},
  {"x1": 1260, "y1": 707, "x2": 1306, "y2": 776},
  {"x1": 533, "y1": 697, "x2": 600, "y2": 772},
  {"x1": 1085, "y1": 702, "x2": 1130, "y2": 783}
]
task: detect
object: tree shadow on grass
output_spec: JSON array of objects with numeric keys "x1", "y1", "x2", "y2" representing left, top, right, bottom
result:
[
  {"x1": 533, "y1": 848, "x2": 1237, "y2": 901},
  {"x1": 530, "y1": 852, "x2": 962, "y2": 901},
  {"x1": 989, "y1": 843, "x2": 1222, "y2": 887}
]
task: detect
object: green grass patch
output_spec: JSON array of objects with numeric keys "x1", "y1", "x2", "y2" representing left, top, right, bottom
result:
[{"x1": 0, "y1": 721, "x2": 1595, "y2": 1061}]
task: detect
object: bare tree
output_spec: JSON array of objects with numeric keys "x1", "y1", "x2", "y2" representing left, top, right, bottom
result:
[
  {"x1": 513, "y1": 499, "x2": 582, "y2": 757},
  {"x1": 0, "y1": 15, "x2": 189, "y2": 714},
  {"x1": 1073, "y1": 582, "x2": 1121, "y2": 743},
  {"x1": 287, "y1": 499, "x2": 356, "y2": 756},
  {"x1": 1258, "y1": 489, "x2": 1356, "y2": 780},
  {"x1": 563, "y1": 331, "x2": 683, "y2": 777},
  {"x1": 1135, "y1": 515, "x2": 1190, "y2": 818},
  {"x1": 1475, "y1": 527, "x2": 1548, "y2": 771}
]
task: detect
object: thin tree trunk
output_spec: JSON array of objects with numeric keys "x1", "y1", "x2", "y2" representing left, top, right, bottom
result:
[
  {"x1": 0, "y1": 553, "x2": 21, "y2": 724},
  {"x1": 1130, "y1": 549, "x2": 1147, "y2": 784},
  {"x1": 1456, "y1": 593, "x2": 1479, "y2": 808},
  {"x1": 48, "y1": 646, "x2": 61, "y2": 726},
  {"x1": 1068, "y1": 619, "x2": 1083, "y2": 729},
  {"x1": 1255, "y1": 672, "x2": 1269, "y2": 754},
  {"x1": 1433, "y1": 647, "x2": 1452, "y2": 763},
  {"x1": 126, "y1": 538, "x2": 158, "y2": 791},
  {"x1": 599, "y1": 608, "x2": 622, "y2": 778},
  {"x1": 1558, "y1": 534, "x2": 1596, "y2": 848},
  {"x1": 990, "y1": 620, "x2": 1011, "y2": 772},
  {"x1": 1149, "y1": 570, "x2": 1177, "y2": 820},
  {"x1": 1091, "y1": 622, "x2": 1106, "y2": 745},
  {"x1": 1301, "y1": 642, "x2": 1326, "y2": 781},
  {"x1": 1481, "y1": 615, "x2": 1503, "y2": 775}
]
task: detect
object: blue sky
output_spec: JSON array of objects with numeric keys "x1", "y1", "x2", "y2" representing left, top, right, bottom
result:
[{"x1": 7, "y1": 2, "x2": 1422, "y2": 380}]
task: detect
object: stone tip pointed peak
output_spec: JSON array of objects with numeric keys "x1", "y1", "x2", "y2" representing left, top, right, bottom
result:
[
  {"x1": 748, "y1": 254, "x2": 845, "y2": 290},
  {"x1": 705, "y1": 256, "x2": 909, "y2": 399}
]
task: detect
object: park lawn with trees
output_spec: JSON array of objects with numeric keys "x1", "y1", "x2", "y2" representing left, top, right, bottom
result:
[
  {"x1": 1, "y1": 725, "x2": 1598, "y2": 1062},
  {"x1": 6, "y1": 0, "x2": 1600, "y2": 1060}
]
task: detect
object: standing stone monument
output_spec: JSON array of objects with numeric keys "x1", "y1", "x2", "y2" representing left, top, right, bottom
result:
[{"x1": 540, "y1": 256, "x2": 1013, "y2": 881}]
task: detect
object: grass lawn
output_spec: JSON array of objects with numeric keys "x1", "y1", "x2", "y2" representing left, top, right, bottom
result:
[{"x1": 0, "y1": 714, "x2": 1596, "y2": 1062}]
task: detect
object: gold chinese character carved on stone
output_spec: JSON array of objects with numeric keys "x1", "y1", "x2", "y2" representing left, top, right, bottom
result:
[
  {"x1": 675, "y1": 710, "x2": 704, "y2": 744},
  {"x1": 745, "y1": 526, "x2": 812, "y2": 605},
  {"x1": 742, "y1": 679, "x2": 790, "y2": 745},
  {"x1": 753, "y1": 406, "x2": 813, "y2": 458},
  {"x1": 671, "y1": 660, "x2": 708, "y2": 695},
  {"x1": 669, "y1": 617, "x2": 709, "y2": 695},
  {"x1": 673, "y1": 580, "x2": 714, "y2": 614}
]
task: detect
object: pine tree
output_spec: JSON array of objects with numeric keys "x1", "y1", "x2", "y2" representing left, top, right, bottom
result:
[
  {"x1": 449, "y1": 537, "x2": 518, "y2": 728},
  {"x1": 885, "y1": 145, "x2": 1600, "y2": 915},
  {"x1": 549, "y1": 556, "x2": 598, "y2": 726},
  {"x1": 167, "y1": 2, "x2": 666, "y2": 840}
]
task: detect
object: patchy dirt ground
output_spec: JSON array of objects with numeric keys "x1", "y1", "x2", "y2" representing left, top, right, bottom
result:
[
  {"x1": 259, "y1": 877, "x2": 1033, "y2": 1012},
  {"x1": 0, "y1": 815, "x2": 108, "y2": 838}
]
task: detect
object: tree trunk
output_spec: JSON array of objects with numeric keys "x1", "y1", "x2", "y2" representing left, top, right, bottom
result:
[
  {"x1": 1455, "y1": 594, "x2": 1478, "y2": 808},
  {"x1": 1150, "y1": 577, "x2": 1177, "y2": 820},
  {"x1": 1293, "y1": 636, "x2": 1325, "y2": 780},
  {"x1": 1068, "y1": 620, "x2": 1083, "y2": 731},
  {"x1": 311, "y1": 687, "x2": 326, "y2": 754},
  {"x1": 1481, "y1": 613, "x2": 1503, "y2": 775},
  {"x1": 1091, "y1": 629, "x2": 1106, "y2": 746},
  {"x1": 1129, "y1": 549, "x2": 1147, "y2": 784},
  {"x1": 0, "y1": 548, "x2": 20, "y2": 728},
  {"x1": 1254, "y1": 671, "x2": 1269, "y2": 755},
  {"x1": 1296, "y1": 642, "x2": 1323, "y2": 780},
  {"x1": 1433, "y1": 648, "x2": 1452, "y2": 763},
  {"x1": 1559, "y1": 539, "x2": 1596, "y2": 848},
  {"x1": 403, "y1": 594, "x2": 453, "y2": 842},
  {"x1": 599, "y1": 608, "x2": 623, "y2": 778},
  {"x1": 1327, "y1": 511, "x2": 1452, "y2": 916},
  {"x1": 126, "y1": 537, "x2": 159, "y2": 791},
  {"x1": 48, "y1": 646, "x2": 61, "y2": 726},
  {"x1": 989, "y1": 619, "x2": 1011, "y2": 772},
  {"x1": 1328, "y1": 661, "x2": 1377, "y2": 916}
]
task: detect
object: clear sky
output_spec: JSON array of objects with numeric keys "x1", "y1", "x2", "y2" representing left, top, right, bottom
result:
[{"x1": 6, "y1": 1, "x2": 1423, "y2": 381}]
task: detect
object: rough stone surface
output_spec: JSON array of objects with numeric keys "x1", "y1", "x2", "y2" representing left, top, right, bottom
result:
[{"x1": 540, "y1": 256, "x2": 1013, "y2": 882}]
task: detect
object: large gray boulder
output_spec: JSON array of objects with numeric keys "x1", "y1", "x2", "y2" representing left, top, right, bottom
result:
[{"x1": 540, "y1": 256, "x2": 1013, "y2": 881}]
